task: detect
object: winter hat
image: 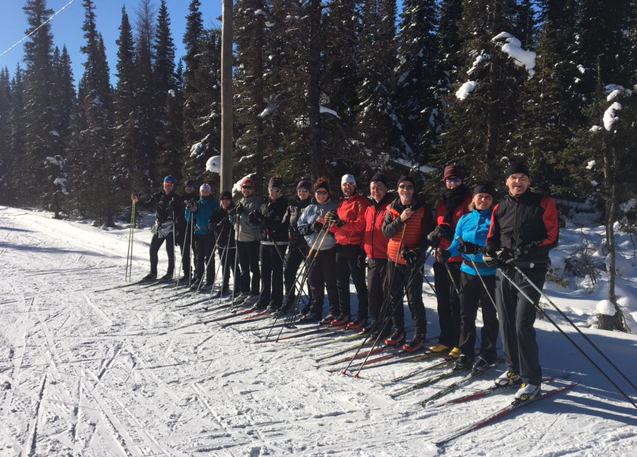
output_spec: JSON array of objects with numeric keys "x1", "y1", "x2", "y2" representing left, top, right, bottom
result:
[
  {"x1": 164, "y1": 175, "x2": 176, "y2": 184},
  {"x1": 370, "y1": 172, "x2": 388, "y2": 187},
  {"x1": 296, "y1": 180, "x2": 312, "y2": 191},
  {"x1": 443, "y1": 164, "x2": 464, "y2": 181},
  {"x1": 220, "y1": 190, "x2": 232, "y2": 200},
  {"x1": 397, "y1": 175, "x2": 416, "y2": 189},
  {"x1": 269, "y1": 176, "x2": 284, "y2": 189},
  {"x1": 341, "y1": 174, "x2": 356, "y2": 186},
  {"x1": 314, "y1": 177, "x2": 330, "y2": 194},
  {"x1": 185, "y1": 179, "x2": 195, "y2": 188},
  {"x1": 505, "y1": 161, "x2": 529, "y2": 178},
  {"x1": 200, "y1": 183, "x2": 212, "y2": 193},
  {"x1": 240, "y1": 177, "x2": 254, "y2": 188},
  {"x1": 473, "y1": 182, "x2": 496, "y2": 197}
]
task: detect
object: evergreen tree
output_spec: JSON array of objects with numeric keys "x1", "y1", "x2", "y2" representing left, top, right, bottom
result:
[
  {"x1": 9, "y1": 66, "x2": 26, "y2": 206},
  {"x1": 396, "y1": 0, "x2": 439, "y2": 164},
  {"x1": 0, "y1": 68, "x2": 11, "y2": 204},
  {"x1": 21, "y1": 0, "x2": 56, "y2": 206},
  {"x1": 435, "y1": 0, "x2": 527, "y2": 183}
]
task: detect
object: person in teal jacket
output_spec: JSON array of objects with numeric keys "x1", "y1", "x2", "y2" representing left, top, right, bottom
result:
[
  {"x1": 440, "y1": 182, "x2": 499, "y2": 374},
  {"x1": 185, "y1": 184, "x2": 220, "y2": 288}
]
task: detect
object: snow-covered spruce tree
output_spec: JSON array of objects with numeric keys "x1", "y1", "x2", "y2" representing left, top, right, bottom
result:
[
  {"x1": 20, "y1": 0, "x2": 57, "y2": 207},
  {"x1": 112, "y1": 7, "x2": 140, "y2": 195},
  {"x1": 354, "y1": 0, "x2": 402, "y2": 177},
  {"x1": 233, "y1": 0, "x2": 269, "y2": 191},
  {"x1": 434, "y1": 0, "x2": 528, "y2": 183},
  {"x1": 0, "y1": 68, "x2": 11, "y2": 204},
  {"x1": 9, "y1": 66, "x2": 26, "y2": 206},
  {"x1": 517, "y1": 0, "x2": 583, "y2": 197},
  {"x1": 396, "y1": 0, "x2": 440, "y2": 165},
  {"x1": 182, "y1": 0, "x2": 221, "y2": 186},
  {"x1": 154, "y1": 0, "x2": 183, "y2": 182},
  {"x1": 68, "y1": 0, "x2": 115, "y2": 226},
  {"x1": 321, "y1": 0, "x2": 363, "y2": 176}
]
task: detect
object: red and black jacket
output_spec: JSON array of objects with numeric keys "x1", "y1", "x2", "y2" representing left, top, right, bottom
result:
[
  {"x1": 382, "y1": 195, "x2": 434, "y2": 265},
  {"x1": 363, "y1": 192, "x2": 395, "y2": 260},
  {"x1": 487, "y1": 189, "x2": 559, "y2": 267}
]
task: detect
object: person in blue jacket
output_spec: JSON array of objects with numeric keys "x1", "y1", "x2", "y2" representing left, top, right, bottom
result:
[
  {"x1": 439, "y1": 182, "x2": 499, "y2": 374},
  {"x1": 185, "y1": 184, "x2": 220, "y2": 288}
]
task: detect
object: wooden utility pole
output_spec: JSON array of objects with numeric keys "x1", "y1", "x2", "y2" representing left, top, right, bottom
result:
[{"x1": 220, "y1": 0, "x2": 233, "y2": 193}]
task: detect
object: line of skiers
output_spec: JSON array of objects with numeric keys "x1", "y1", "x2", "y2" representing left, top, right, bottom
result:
[{"x1": 131, "y1": 161, "x2": 558, "y2": 403}]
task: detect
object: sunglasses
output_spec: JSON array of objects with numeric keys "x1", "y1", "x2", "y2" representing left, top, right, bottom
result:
[
  {"x1": 269, "y1": 188, "x2": 282, "y2": 194},
  {"x1": 315, "y1": 190, "x2": 328, "y2": 195},
  {"x1": 242, "y1": 186, "x2": 253, "y2": 190},
  {"x1": 446, "y1": 177, "x2": 462, "y2": 183},
  {"x1": 297, "y1": 188, "x2": 309, "y2": 193},
  {"x1": 398, "y1": 184, "x2": 414, "y2": 190}
]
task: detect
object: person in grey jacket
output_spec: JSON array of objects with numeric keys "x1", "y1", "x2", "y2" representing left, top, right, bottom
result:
[
  {"x1": 230, "y1": 177, "x2": 261, "y2": 305},
  {"x1": 296, "y1": 177, "x2": 340, "y2": 323}
]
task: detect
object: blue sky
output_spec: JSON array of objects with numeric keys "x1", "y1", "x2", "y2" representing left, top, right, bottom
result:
[{"x1": 0, "y1": 0, "x2": 222, "y2": 84}]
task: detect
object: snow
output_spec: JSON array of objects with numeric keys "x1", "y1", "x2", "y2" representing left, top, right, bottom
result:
[
  {"x1": 258, "y1": 103, "x2": 277, "y2": 118},
  {"x1": 597, "y1": 300, "x2": 617, "y2": 316},
  {"x1": 586, "y1": 160, "x2": 596, "y2": 170},
  {"x1": 206, "y1": 155, "x2": 221, "y2": 174},
  {"x1": 603, "y1": 102, "x2": 622, "y2": 131},
  {"x1": 1, "y1": 205, "x2": 636, "y2": 456},
  {"x1": 455, "y1": 81, "x2": 478, "y2": 100},
  {"x1": 319, "y1": 105, "x2": 341, "y2": 119},
  {"x1": 492, "y1": 32, "x2": 536, "y2": 77}
]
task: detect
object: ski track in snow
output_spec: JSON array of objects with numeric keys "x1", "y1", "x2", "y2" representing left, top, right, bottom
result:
[{"x1": 0, "y1": 205, "x2": 636, "y2": 456}]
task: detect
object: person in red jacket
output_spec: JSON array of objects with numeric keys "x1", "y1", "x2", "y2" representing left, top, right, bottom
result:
[
  {"x1": 427, "y1": 164, "x2": 473, "y2": 358},
  {"x1": 326, "y1": 174, "x2": 370, "y2": 327},
  {"x1": 484, "y1": 161, "x2": 559, "y2": 402},
  {"x1": 360, "y1": 173, "x2": 396, "y2": 335}
]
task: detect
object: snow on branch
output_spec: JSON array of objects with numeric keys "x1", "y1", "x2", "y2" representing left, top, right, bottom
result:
[
  {"x1": 456, "y1": 81, "x2": 478, "y2": 100},
  {"x1": 492, "y1": 32, "x2": 536, "y2": 78},
  {"x1": 603, "y1": 102, "x2": 622, "y2": 131}
]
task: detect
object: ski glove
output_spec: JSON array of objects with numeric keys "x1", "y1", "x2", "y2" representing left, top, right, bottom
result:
[
  {"x1": 235, "y1": 204, "x2": 245, "y2": 214},
  {"x1": 427, "y1": 225, "x2": 453, "y2": 248},
  {"x1": 402, "y1": 248, "x2": 422, "y2": 267},
  {"x1": 458, "y1": 239, "x2": 482, "y2": 254},
  {"x1": 312, "y1": 221, "x2": 324, "y2": 232},
  {"x1": 438, "y1": 249, "x2": 452, "y2": 263}
]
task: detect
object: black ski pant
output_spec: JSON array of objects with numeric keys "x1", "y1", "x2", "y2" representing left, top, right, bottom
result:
[
  {"x1": 194, "y1": 233, "x2": 215, "y2": 284},
  {"x1": 307, "y1": 248, "x2": 339, "y2": 318},
  {"x1": 179, "y1": 222, "x2": 193, "y2": 279},
  {"x1": 433, "y1": 261, "x2": 462, "y2": 348},
  {"x1": 237, "y1": 240, "x2": 260, "y2": 295},
  {"x1": 367, "y1": 258, "x2": 389, "y2": 323},
  {"x1": 259, "y1": 243, "x2": 287, "y2": 308},
  {"x1": 284, "y1": 241, "x2": 310, "y2": 307},
  {"x1": 149, "y1": 233, "x2": 174, "y2": 276},
  {"x1": 458, "y1": 272, "x2": 499, "y2": 362},
  {"x1": 218, "y1": 245, "x2": 240, "y2": 293},
  {"x1": 335, "y1": 244, "x2": 369, "y2": 318},
  {"x1": 386, "y1": 262, "x2": 426, "y2": 336},
  {"x1": 495, "y1": 265, "x2": 546, "y2": 386}
]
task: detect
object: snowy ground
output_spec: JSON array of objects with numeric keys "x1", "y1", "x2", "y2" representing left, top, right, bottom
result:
[{"x1": 0, "y1": 205, "x2": 636, "y2": 456}]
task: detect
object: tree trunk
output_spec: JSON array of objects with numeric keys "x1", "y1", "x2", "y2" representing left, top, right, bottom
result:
[{"x1": 308, "y1": 0, "x2": 322, "y2": 180}]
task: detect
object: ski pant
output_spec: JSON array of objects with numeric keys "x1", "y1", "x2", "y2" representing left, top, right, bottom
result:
[
  {"x1": 433, "y1": 261, "x2": 462, "y2": 348},
  {"x1": 458, "y1": 272, "x2": 499, "y2": 362},
  {"x1": 179, "y1": 222, "x2": 193, "y2": 278},
  {"x1": 335, "y1": 244, "x2": 369, "y2": 318},
  {"x1": 284, "y1": 241, "x2": 310, "y2": 307},
  {"x1": 367, "y1": 258, "x2": 388, "y2": 322},
  {"x1": 237, "y1": 240, "x2": 260, "y2": 295},
  {"x1": 259, "y1": 243, "x2": 287, "y2": 308},
  {"x1": 194, "y1": 233, "x2": 215, "y2": 284},
  {"x1": 149, "y1": 233, "x2": 174, "y2": 275},
  {"x1": 218, "y1": 245, "x2": 239, "y2": 293},
  {"x1": 387, "y1": 262, "x2": 426, "y2": 336},
  {"x1": 307, "y1": 248, "x2": 339, "y2": 317},
  {"x1": 495, "y1": 265, "x2": 546, "y2": 386}
]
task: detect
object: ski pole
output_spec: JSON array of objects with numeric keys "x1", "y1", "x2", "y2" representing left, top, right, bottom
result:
[
  {"x1": 469, "y1": 257, "x2": 497, "y2": 309},
  {"x1": 511, "y1": 263, "x2": 637, "y2": 396},
  {"x1": 197, "y1": 225, "x2": 225, "y2": 293},
  {"x1": 443, "y1": 258, "x2": 462, "y2": 299},
  {"x1": 498, "y1": 266, "x2": 637, "y2": 409},
  {"x1": 125, "y1": 201, "x2": 136, "y2": 281},
  {"x1": 176, "y1": 216, "x2": 191, "y2": 286}
]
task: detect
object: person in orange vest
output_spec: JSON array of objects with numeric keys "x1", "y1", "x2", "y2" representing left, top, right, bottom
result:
[
  {"x1": 325, "y1": 174, "x2": 370, "y2": 327},
  {"x1": 427, "y1": 164, "x2": 473, "y2": 358},
  {"x1": 381, "y1": 175, "x2": 434, "y2": 352}
]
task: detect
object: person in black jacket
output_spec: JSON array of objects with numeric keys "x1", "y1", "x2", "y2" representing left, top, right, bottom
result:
[
  {"x1": 280, "y1": 179, "x2": 313, "y2": 314},
  {"x1": 177, "y1": 179, "x2": 198, "y2": 282},
  {"x1": 132, "y1": 175, "x2": 181, "y2": 281},
  {"x1": 484, "y1": 161, "x2": 559, "y2": 402},
  {"x1": 210, "y1": 191, "x2": 240, "y2": 298},
  {"x1": 249, "y1": 176, "x2": 289, "y2": 312}
]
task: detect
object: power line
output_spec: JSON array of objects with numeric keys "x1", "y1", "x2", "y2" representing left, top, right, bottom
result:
[{"x1": 0, "y1": 0, "x2": 79, "y2": 60}]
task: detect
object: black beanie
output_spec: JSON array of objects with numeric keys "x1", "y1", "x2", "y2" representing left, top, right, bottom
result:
[
  {"x1": 505, "y1": 162, "x2": 529, "y2": 178},
  {"x1": 220, "y1": 190, "x2": 232, "y2": 200},
  {"x1": 296, "y1": 180, "x2": 311, "y2": 191},
  {"x1": 185, "y1": 179, "x2": 195, "y2": 187},
  {"x1": 370, "y1": 172, "x2": 388, "y2": 187},
  {"x1": 397, "y1": 175, "x2": 416, "y2": 189},
  {"x1": 269, "y1": 176, "x2": 284, "y2": 189},
  {"x1": 473, "y1": 182, "x2": 496, "y2": 197}
]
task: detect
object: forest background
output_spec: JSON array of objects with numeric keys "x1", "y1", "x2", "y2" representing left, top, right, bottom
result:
[{"x1": 0, "y1": 0, "x2": 635, "y2": 233}]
